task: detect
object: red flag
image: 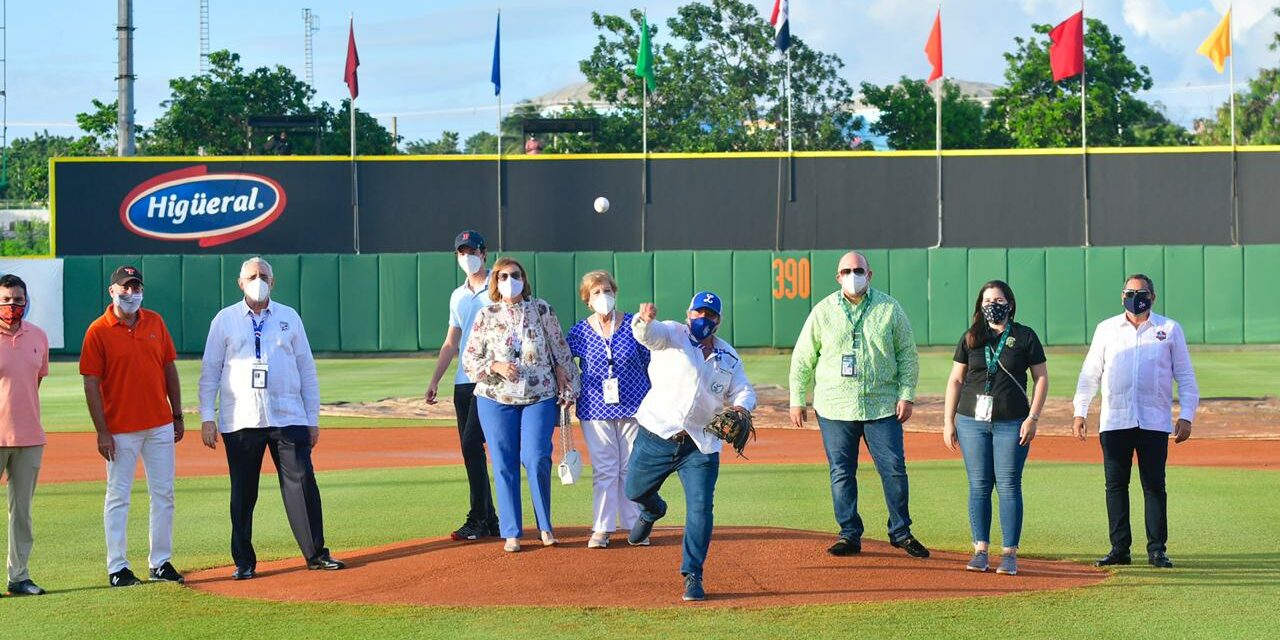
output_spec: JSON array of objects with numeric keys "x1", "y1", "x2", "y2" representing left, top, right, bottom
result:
[
  {"x1": 344, "y1": 18, "x2": 360, "y2": 99},
  {"x1": 925, "y1": 10, "x2": 943, "y2": 83},
  {"x1": 1049, "y1": 11, "x2": 1084, "y2": 82}
]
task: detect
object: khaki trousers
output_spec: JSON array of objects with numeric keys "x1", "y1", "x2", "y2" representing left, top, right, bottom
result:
[{"x1": 1, "y1": 445, "x2": 43, "y2": 583}]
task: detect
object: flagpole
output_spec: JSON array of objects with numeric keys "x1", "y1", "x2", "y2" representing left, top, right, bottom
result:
[
  {"x1": 1229, "y1": 2, "x2": 1239, "y2": 245},
  {"x1": 496, "y1": 11, "x2": 504, "y2": 252},
  {"x1": 349, "y1": 13, "x2": 360, "y2": 254},
  {"x1": 934, "y1": 75, "x2": 943, "y2": 248},
  {"x1": 640, "y1": 8, "x2": 649, "y2": 254},
  {"x1": 1080, "y1": 1, "x2": 1090, "y2": 248},
  {"x1": 786, "y1": 47, "x2": 793, "y2": 154}
]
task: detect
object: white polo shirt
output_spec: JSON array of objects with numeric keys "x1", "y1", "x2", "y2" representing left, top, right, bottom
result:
[
  {"x1": 449, "y1": 278, "x2": 490, "y2": 385},
  {"x1": 1073, "y1": 312, "x2": 1199, "y2": 433},
  {"x1": 631, "y1": 316, "x2": 757, "y2": 455}
]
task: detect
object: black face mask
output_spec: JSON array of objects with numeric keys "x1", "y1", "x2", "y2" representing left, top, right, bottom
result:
[
  {"x1": 1124, "y1": 292, "x2": 1153, "y2": 315},
  {"x1": 982, "y1": 302, "x2": 1010, "y2": 325}
]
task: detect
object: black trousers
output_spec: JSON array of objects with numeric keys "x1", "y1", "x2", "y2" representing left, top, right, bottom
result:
[
  {"x1": 1100, "y1": 427, "x2": 1169, "y2": 555},
  {"x1": 223, "y1": 426, "x2": 328, "y2": 568},
  {"x1": 454, "y1": 383, "x2": 497, "y2": 524}
]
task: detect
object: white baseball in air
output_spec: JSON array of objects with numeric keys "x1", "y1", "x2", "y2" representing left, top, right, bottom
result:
[{"x1": 594, "y1": 196, "x2": 610, "y2": 214}]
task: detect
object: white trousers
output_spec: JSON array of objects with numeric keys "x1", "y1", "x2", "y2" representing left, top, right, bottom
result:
[
  {"x1": 579, "y1": 418, "x2": 640, "y2": 533},
  {"x1": 104, "y1": 424, "x2": 176, "y2": 573}
]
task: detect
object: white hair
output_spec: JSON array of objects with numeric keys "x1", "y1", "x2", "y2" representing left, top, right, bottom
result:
[{"x1": 239, "y1": 256, "x2": 273, "y2": 278}]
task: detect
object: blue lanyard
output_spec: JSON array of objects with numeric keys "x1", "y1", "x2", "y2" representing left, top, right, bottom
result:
[{"x1": 250, "y1": 314, "x2": 267, "y2": 361}]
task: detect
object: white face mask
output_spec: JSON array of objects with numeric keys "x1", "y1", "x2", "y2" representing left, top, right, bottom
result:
[
  {"x1": 590, "y1": 293, "x2": 616, "y2": 316},
  {"x1": 244, "y1": 278, "x2": 271, "y2": 303},
  {"x1": 498, "y1": 276, "x2": 524, "y2": 299},
  {"x1": 113, "y1": 292, "x2": 143, "y2": 313},
  {"x1": 841, "y1": 272, "x2": 868, "y2": 296},
  {"x1": 458, "y1": 254, "x2": 483, "y2": 276}
]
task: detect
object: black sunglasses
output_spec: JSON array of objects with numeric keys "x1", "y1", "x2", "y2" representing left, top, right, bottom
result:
[
  {"x1": 1123, "y1": 289, "x2": 1150, "y2": 298},
  {"x1": 498, "y1": 272, "x2": 523, "y2": 281},
  {"x1": 838, "y1": 268, "x2": 867, "y2": 276}
]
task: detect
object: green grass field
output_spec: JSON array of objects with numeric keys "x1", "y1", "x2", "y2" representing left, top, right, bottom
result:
[{"x1": 40, "y1": 346, "x2": 1279, "y2": 431}]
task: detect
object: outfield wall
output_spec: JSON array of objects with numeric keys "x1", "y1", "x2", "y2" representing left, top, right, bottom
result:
[{"x1": 55, "y1": 245, "x2": 1280, "y2": 355}]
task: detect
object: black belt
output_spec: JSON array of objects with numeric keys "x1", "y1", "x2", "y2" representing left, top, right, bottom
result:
[{"x1": 668, "y1": 432, "x2": 689, "y2": 444}]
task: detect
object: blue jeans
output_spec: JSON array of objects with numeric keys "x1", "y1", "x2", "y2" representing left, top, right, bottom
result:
[
  {"x1": 956, "y1": 415, "x2": 1030, "y2": 549},
  {"x1": 475, "y1": 397, "x2": 558, "y2": 539},
  {"x1": 625, "y1": 428, "x2": 719, "y2": 578},
  {"x1": 817, "y1": 414, "x2": 913, "y2": 543}
]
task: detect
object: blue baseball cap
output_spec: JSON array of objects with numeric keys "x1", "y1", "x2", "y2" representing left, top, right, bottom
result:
[
  {"x1": 689, "y1": 291, "x2": 722, "y2": 315},
  {"x1": 454, "y1": 230, "x2": 486, "y2": 251}
]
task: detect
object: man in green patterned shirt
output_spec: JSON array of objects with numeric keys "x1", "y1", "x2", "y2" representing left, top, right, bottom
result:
[{"x1": 789, "y1": 251, "x2": 930, "y2": 559}]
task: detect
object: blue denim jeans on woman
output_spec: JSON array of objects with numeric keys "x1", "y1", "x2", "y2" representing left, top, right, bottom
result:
[
  {"x1": 625, "y1": 428, "x2": 719, "y2": 578},
  {"x1": 475, "y1": 397, "x2": 558, "y2": 539},
  {"x1": 955, "y1": 414, "x2": 1030, "y2": 549},
  {"x1": 816, "y1": 415, "x2": 914, "y2": 543}
]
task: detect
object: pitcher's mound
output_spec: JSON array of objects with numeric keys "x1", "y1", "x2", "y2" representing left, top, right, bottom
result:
[{"x1": 186, "y1": 527, "x2": 1106, "y2": 608}]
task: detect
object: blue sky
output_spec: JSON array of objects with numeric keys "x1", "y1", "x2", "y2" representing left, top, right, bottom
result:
[{"x1": 5, "y1": 0, "x2": 1278, "y2": 147}]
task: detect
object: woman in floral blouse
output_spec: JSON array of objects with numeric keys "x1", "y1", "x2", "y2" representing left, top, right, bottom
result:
[
  {"x1": 463, "y1": 257, "x2": 579, "y2": 552},
  {"x1": 566, "y1": 270, "x2": 651, "y2": 549}
]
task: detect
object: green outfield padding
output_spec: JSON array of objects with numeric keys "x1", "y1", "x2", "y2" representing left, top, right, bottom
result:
[
  {"x1": 809, "y1": 250, "x2": 844, "y2": 311},
  {"x1": 732, "y1": 251, "x2": 773, "y2": 348},
  {"x1": 299, "y1": 254, "x2": 341, "y2": 352},
  {"x1": 1007, "y1": 249, "x2": 1047, "y2": 341},
  {"x1": 535, "y1": 252, "x2": 578, "y2": 333},
  {"x1": 573, "y1": 251, "x2": 615, "y2": 284},
  {"x1": 693, "y1": 250, "x2": 734, "y2": 342},
  {"x1": 418, "y1": 252, "x2": 460, "y2": 351},
  {"x1": 928, "y1": 248, "x2": 968, "y2": 347},
  {"x1": 1203, "y1": 245, "x2": 1244, "y2": 344},
  {"x1": 1163, "y1": 246, "x2": 1205, "y2": 343},
  {"x1": 60, "y1": 256, "x2": 103, "y2": 354},
  {"x1": 860, "y1": 248, "x2": 891, "y2": 299},
  {"x1": 1125, "y1": 245, "x2": 1166, "y2": 317},
  {"x1": 219, "y1": 254, "x2": 252, "y2": 309},
  {"x1": 1085, "y1": 247, "x2": 1124, "y2": 332},
  {"x1": 262, "y1": 254, "x2": 301, "y2": 310},
  {"x1": 772, "y1": 251, "x2": 812, "y2": 348},
  {"x1": 653, "y1": 250, "x2": 693, "y2": 325},
  {"x1": 967, "y1": 248, "x2": 1008, "y2": 296},
  {"x1": 378, "y1": 254, "x2": 419, "y2": 351},
  {"x1": 887, "y1": 249, "x2": 928, "y2": 346},
  {"x1": 1045, "y1": 247, "x2": 1086, "y2": 344},
  {"x1": 613, "y1": 252, "x2": 655, "y2": 322},
  {"x1": 1244, "y1": 245, "x2": 1280, "y2": 343},
  {"x1": 138, "y1": 255, "x2": 182, "y2": 349},
  {"x1": 339, "y1": 255, "x2": 380, "y2": 352},
  {"x1": 179, "y1": 255, "x2": 223, "y2": 353}
]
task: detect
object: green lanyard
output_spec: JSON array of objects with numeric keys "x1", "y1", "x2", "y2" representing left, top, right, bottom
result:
[
  {"x1": 840, "y1": 293, "x2": 871, "y2": 351},
  {"x1": 983, "y1": 326, "x2": 1012, "y2": 393}
]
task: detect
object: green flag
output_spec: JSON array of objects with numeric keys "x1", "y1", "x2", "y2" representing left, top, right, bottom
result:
[{"x1": 635, "y1": 13, "x2": 655, "y2": 91}]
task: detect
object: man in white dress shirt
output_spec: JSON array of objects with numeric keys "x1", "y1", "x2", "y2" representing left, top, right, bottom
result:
[
  {"x1": 625, "y1": 291, "x2": 756, "y2": 602},
  {"x1": 1072, "y1": 274, "x2": 1198, "y2": 569},
  {"x1": 198, "y1": 257, "x2": 344, "y2": 579}
]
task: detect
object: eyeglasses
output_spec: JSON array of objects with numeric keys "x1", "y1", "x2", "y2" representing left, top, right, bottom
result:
[
  {"x1": 1123, "y1": 289, "x2": 1151, "y2": 298},
  {"x1": 838, "y1": 268, "x2": 867, "y2": 276},
  {"x1": 498, "y1": 272, "x2": 523, "y2": 281}
]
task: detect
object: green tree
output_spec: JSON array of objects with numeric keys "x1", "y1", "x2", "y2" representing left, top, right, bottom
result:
[
  {"x1": 1, "y1": 220, "x2": 51, "y2": 257},
  {"x1": 464, "y1": 131, "x2": 499, "y2": 154},
  {"x1": 579, "y1": 0, "x2": 861, "y2": 152},
  {"x1": 404, "y1": 131, "x2": 461, "y2": 155},
  {"x1": 859, "y1": 78, "x2": 988, "y2": 150},
  {"x1": 1197, "y1": 7, "x2": 1280, "y2": 145},
  {"x1": 315, "y1": 100, "x2": 399, "y2": 155},
  {"x1": 74, "y1": 99, "x2": 140, "y2": 153},
  {"x1": 1, "y1": 132, "x2": 102, "y2": 203},
  {"x1": 986, "y1": 18, "x2": 1188, "y2": 148}
]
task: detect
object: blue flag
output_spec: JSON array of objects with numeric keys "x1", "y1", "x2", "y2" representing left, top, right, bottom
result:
[{"x1": 491, "y1": 12, "x2": 501, "y2": 95}]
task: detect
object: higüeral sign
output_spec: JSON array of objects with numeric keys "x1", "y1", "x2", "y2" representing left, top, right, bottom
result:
[{"x1": 119, "y1": 166, "x2": 287, "y2": 247}]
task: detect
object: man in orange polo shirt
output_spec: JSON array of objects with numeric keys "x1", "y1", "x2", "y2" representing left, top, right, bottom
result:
[
  {"x1": 80, "y1": 265, "x2": 186, "y2": 588},
  {"x1": 0, "y1": 274, "x2": 50, "y2": 597}
]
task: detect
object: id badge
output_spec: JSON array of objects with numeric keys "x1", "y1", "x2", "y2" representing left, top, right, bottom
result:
[
  {"x1": 251, "y1": 363, "x2": 269, "y2": 390},
  {"x1": 974, "y1": 394, "x2": 994, "y2": 422},
  {"x1": 508, "y1": 378, "x2": 527, "y2": 398},
  {"x1": 841, "y1": 354, "x2": 857, "y2": 378},
  {"x1": 602, "y1": 378, "x2": 621, "y2": 404}
]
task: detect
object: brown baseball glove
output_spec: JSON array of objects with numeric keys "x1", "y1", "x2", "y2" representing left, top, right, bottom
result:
[{"x1": 704, "y1": 407, "x2": 756, "y2": 458}]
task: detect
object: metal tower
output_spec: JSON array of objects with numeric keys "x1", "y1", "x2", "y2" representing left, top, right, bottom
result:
[
  {"x1": 199, "y1": 0, "x2": 210, "y2": 73},
  {"x1": 302, "y1": 8, "x2": 319, "y2": 89}
]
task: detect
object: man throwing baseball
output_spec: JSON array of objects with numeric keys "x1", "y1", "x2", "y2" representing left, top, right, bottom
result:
[{"x1": 625, "y1": 292, "x2": 756, "y2": 602}]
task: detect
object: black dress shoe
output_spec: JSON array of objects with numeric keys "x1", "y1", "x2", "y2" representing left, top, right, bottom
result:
[
  {"x1": 891, "y1": 535, "x2": 931, "y2": 559},
  {"x1": 1095, "y1": 551, "x2": 1132, "y2": 567},
  {"x1": 1148, "y1": 552, "x2": 1174, "y2": 568},
  {"x1": 307, "y1": 554, "x2": 346, "y2": 571},
  {"x1": 827, "y1": 537, "x2": 861, "y2": 556},
  {"x1": 232, "y1": 566, "x2": 256, "y2": 580},
  {"x1": 7, "y1": 579, "x2": 46, "y2": 596}
]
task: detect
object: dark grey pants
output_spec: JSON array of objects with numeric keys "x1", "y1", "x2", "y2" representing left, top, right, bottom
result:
[{"x1": 223, "y1": 426, "x2": 327, "y2": 569}]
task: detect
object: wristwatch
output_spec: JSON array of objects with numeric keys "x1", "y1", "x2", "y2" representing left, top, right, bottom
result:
[{"x1": 1029, "y1": 414, "x2": 1040, "y2": 422}]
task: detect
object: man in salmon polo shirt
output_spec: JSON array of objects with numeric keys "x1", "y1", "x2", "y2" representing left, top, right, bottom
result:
[
  {"x1": 0, "y1": 274, "x2": 50, "y2": 597},
  {"x1": 79, "y1": 265, "x2": 186, "y2": 588}
]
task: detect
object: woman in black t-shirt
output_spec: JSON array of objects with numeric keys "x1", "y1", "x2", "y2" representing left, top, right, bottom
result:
[{"x1": 942, "y1": 280, "x2": 1048, "y2": 577}]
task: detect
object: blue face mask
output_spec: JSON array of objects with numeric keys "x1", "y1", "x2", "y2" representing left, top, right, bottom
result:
[
  {"x1": 1123, "y1": 292, "x2": 1152, "y2": 315},
  {"x1": 689, "y1": 316, "x2": 718, "y2": 342}
]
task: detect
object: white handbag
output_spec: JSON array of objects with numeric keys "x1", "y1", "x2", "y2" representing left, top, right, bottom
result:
[{"x1": 557, "y1": 404, "x2": 582, "y2": 485}]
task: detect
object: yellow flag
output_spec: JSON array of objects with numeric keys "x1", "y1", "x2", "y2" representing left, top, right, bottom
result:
[{"x1": 1197, "y1": 9, "x2": 1232, "y2": 74}]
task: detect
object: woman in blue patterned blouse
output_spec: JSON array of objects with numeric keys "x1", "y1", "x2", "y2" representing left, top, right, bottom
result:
[{"x1": 566, "y1": 270, "x2": 652, "y2": 549}]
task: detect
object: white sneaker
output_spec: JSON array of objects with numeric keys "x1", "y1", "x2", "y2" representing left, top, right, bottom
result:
[
  {"x1": 541, "y1": 531, "x2": 558, "y2": 547},
  {"x1": 588, "y1": 531, "x2": 611, "y2": 549},
  {"x1": 504, "y1": 537, "x2": 521, "y2": 553}
]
